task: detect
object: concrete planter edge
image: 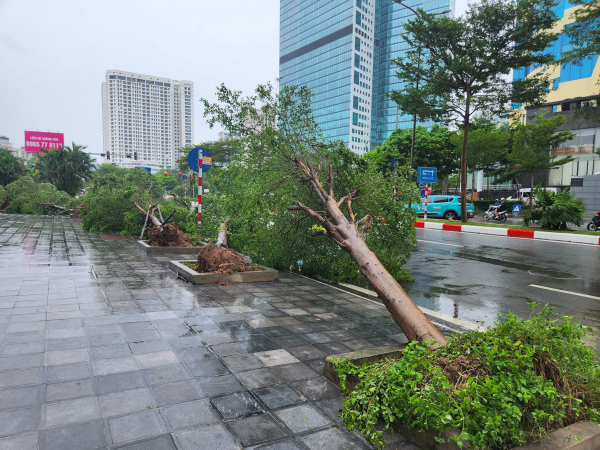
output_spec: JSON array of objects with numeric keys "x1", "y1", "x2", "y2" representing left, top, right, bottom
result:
[
  {"x1": 169, "y1": 260, "x2": 279, "y2": 284},
  {"x1": 323, "y1": 346, "x2": 600, "y2": 450},
  {"x1": 137, "y1": 240, "x2": 206, "y2": 255}
]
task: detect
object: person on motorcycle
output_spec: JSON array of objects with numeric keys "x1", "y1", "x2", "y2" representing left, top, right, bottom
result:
[{"x1": 494, "y1": 198, "x2": 507, "y2": 219}]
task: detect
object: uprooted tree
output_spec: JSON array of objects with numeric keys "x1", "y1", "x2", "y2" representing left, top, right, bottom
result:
[{"x1": 201, "y1": 82, "x2": 446, "y2": 347}]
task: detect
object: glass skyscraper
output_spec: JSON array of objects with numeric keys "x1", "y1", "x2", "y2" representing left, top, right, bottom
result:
[{"x1": 279, "y1": 0, "x2": 454, "y2": 154}]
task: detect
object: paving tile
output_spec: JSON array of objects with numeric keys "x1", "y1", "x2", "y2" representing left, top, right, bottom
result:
[
  {"x1": 143, "y1": 364, "x2": 189, "y2": 385},
  {"x1": 198, "y1": 374, "x2": 245, "y2": 397},
  {"x1": 314, "y1": 342, "x2": 352, "y2": 355},
  {"x1": 129, "y1": 339, "x2": 168, "y2": 355},
  {"x1": 97, "y1": 371, "x2": 145, "y2": 395},
  {"x1": 185, "y1": 359, "x2": 229, "y2": 378},
  {"x1": 175, "y1": 423, "x2": 239, "y2": 450},
  {"x1": 240, "y1": 337, "x2": 281, "y2": 352},
  {"x1": 253, "y1": 385, "x2": 304, "y2": 409},
  {"x1": 114, "y1": 434, "x2": 177, "y2": 450},
  {"x1": 45, "y1": 348, "x2": 90, "y2": 366},
  {"x1": 44, "y1": 396, "x2": 99, "y2": 428},
  {"x1": 167, "y1": 336, "x2": 203, "y2": 349},
  {"x1": 46, "y1": 378, "x2": 94, "y2": 403},
  {"x1": 0, "y1": 353, "x2": 44, "y2": 371},
  {"x1": 286, "y1": 345, "x2": 328, "y2": 362},
  {"x1": 124, "y1": 330, "x2": 162, "y2": 343},
  {"x1": 99, "y1": 384, "x2": 153, "y2": 416},
  {"x1": 222, "y1": 353, "x2": 265, "y2": 372},
  {"x1": 210, "y1": 391, "x2": 262, "y2": 419},
  {"x1": 199, "y1": 331, "x2": 234, "y2": 345},
  {"x1": 0, "y1": 385, "x2": 39, "y2": 410},
  {"x1": 236, "y1": 368, "x2": 281, "y2": 390},
  {"x1": 45, "y1": 336, "x2": 88, "y2": 352},
  {"x1": 89, "y1": 333, "x2": 126, "y2": 347},
  {"x1": 46, "y1": 362, "x2": 92, "y2": 383},
  {"x1": 151, "y1": 380, "x2": 203, "y2": 405},
  {"x1": 93, "y1": 357, "x2": 138, "y2": 376},
  {"x1": 0, "y1": 432, "x2": 39, "y2": 450},
  {"x1": 305, "y1": 359, "x2": 325, "y2": 374},
  {"x1": 40, "y1": 419, "x2": 106, "y2": 450},
  {"x1": 299, "y1": 427, "x2": 368, "y2": 449},
  {"x1": 291, "y1": 378, "x2": 340, "y2": 401},
  {"x1": 254, "y1": 349, "x2": 301, "y2": 367},
  {"x1": 228, "y1": 413, "x2": 288, "y2": 447},
  {"x1": 314, "y1": 396, "x2": 344, "y2": 426},
  {"x1": 174, "y1": 346, "x2": 214, "y2": 362},
  {"x1": 1, "y1": 341, "x2": 45, "y2": 356},
  {"x1": 108, "y1": 410, "x2": 165, "y2": 445},
  {"x1": 0, "y1": 407, "x2": 40, "y2": 437},
  {"x1": 91, "y1": 343, "x2": 132, "y2": 359},
  {"x1": 269, "y1": 363, "x2": 319, "y2": 383},
  {"x1": 45, "y1": 327, "x2": 85, "y2": 340},
  {"x1": 260, "y1": 326, "x2": 292, "y2": 337},
  {"x1": 271, "y1": 335, "x2": 309, "y2": 348},
  {"x1": 275, "y1": 404, "x2": 331, "y2": 433},
  {"x1": 0, "y1": 367, "x2": 42, "y2": 388},
  {"x1": 134, "y1": 351, "x2": 178, "y2": 369},
  {"x1": 163, "y1": 399, "x2": 219, "y2": 429},
  {"x1": 253, "y1": 440, "x2": 303, "y2": 450},
  {"x1": 228, "y1": 328, "x2": 265, "y2": 341},
  {"x1": 210, "y1": 342, "x2": 248, "y2": 357}
]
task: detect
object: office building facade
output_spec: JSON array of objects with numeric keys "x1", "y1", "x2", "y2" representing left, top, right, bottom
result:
[
  {"x1": 279, "y1": 0, "x2": 454, "y2": 154},
  {"x1": 101, "y1": 70, "x2": 194, "y2": 169},
  {"x1": 514, "y1": 0, "x2": 600, "y2": 187}
]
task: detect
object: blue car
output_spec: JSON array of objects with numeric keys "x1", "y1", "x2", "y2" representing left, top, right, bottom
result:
[{"x1": 411, "y1": 195, "x2": 475, "y2": 220}]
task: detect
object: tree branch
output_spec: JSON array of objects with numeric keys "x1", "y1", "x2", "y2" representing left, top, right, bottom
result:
[
  {"x1": 311, "y1": 229, "x2": 325, "y2": 237},
  {"x1": 328, "y1": 163, "x2": 334, "y2": 198},
  {"x1": 358, "y1": 215, "x2": 373, "y2": 239},
  {"x1": 288, "y1": 203, "x2": 348, "y2": 248}
]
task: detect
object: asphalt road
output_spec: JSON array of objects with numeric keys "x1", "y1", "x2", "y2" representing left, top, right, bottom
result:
[{"x1": 403, "y1": 228, "x2": 600, "y2": 351}]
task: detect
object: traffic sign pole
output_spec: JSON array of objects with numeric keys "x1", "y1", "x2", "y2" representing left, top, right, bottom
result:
[
  {"x1": 424, "y1": 192, "x2": 428, "y2": 221},
  {"x1": 198, "y1": 154, "x2": 202, "y2": 225}
]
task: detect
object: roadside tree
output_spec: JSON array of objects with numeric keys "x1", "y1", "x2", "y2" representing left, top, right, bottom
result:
[
  {"x1": 201, "y1": 82, "x2": 446, "y2": 347},
  {"x1": 34, "y1": 142, "x2": 95, "y2": 196},
  {"x1": 509, "y1": 112, "x2": 576, "y2": 211},
  {"x1": 390, "y1": 0, "x2": 559, "y2": 222},
  {"x1": 0, "y1": 149, "x2": 27, "y2": 186}
]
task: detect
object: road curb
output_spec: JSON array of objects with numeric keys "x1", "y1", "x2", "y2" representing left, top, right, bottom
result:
[{"x1": 415, "y1": 221, "x2": 600, "y2": 245}]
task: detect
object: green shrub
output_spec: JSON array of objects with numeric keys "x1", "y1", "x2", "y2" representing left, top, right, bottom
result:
[
  {"x1": 2, "y1": 177, "x2": 75, "y2": 214},
  {"x1": 522, "y1": 187, "x2": 586, "y2": 229},
  {"x1": 335, "y1": 304, "x2": 600, "y2": 449}
]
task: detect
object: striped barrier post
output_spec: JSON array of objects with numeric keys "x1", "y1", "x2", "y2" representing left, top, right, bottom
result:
[{"x1": 198, "y1": 151, "x2": 202, "y2": 225}]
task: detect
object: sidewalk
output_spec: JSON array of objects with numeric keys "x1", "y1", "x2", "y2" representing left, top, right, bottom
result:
[{"x1": 0, "y1": 215, "x2": 419, "y2": 450}]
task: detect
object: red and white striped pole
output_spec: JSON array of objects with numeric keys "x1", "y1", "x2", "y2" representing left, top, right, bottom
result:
[{"x1": 197, "y1": 151, "x2": 202, "y2": 225}]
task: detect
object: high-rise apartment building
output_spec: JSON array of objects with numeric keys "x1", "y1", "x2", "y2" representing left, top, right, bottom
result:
[
  {"x1": 101, "y1": 70, "x2": 194, "y2": 168},
  {"x1": 279, "y1": 0, "x2": 453, "y2": 154}
]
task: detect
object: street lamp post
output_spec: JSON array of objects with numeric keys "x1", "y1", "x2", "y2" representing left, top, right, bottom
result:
[{"x1": 391, "y1": 1, "x2": 450, "y2": 185}]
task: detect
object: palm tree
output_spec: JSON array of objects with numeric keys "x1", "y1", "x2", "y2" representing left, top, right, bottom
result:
[
  {"x1": 0, "y1": 149, "x2": 27, "y2": 186},
  {"x1": 35, "y1": 142, "x2": 95, "y2": 196}
]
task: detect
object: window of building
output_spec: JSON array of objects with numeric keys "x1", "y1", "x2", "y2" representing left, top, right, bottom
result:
[
  {"x1": 354, "y1": 54, "x2": 360, "y2": 68},
  {"x1": 354, "y1": 71, "x2": 360, "y2": 84},
  {"x1": 352, "y1": 113, "x2": 358, "y2": 125},
  {"x1": 355, "y1": 37, "x2": 360, "y2": 51}
]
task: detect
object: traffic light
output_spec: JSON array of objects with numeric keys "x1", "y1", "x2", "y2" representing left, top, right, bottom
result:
[
  {"x1": 106, "y1": 151, "x2": 110, "y2": 160},
  {"x1": 134, "y1": 152, "x2": 138, "y2": 160}
]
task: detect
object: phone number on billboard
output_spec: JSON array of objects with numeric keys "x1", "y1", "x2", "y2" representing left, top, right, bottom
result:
[{"x1": 26, "y1": 141, "x2": 62, "y2": 149}]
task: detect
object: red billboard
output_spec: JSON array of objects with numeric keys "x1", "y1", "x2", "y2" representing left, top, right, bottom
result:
[{"x1": 24, "y1": 131, "x2": 64, "y2": 153}]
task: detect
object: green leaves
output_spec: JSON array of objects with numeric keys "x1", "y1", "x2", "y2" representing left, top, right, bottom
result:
[
  {"x1": 336, "y1": 305, "x2": 600, "y2": 449},
  {"x1": 0, "y1": 149, "x2": 27, "y2": 186},
  {"x1": 34, "y1": 142, "x2": 95, "y2": 196}
]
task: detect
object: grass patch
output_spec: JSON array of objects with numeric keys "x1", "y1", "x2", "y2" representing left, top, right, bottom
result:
[
  {"x1": 420, "y1": 218, "x2": 600, "y2": 236},
  {"x1": 334, "y1": 304, "x2": 600, "y2": 449}
]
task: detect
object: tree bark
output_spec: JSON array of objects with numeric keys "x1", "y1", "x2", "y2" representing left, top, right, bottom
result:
[
  {"x1": 134, "y1": 202, "x2": 162, "y2": 229},
  {"x1": 530, "y1": 172, "x2": 535, "y2": 212},
  {"x1": 217, "y1": 221, "x2": 229, "y2": 247},
  {"x1": 460, "y1": 97, "x2": 471, "y2": 223},
  {"x1": 288, "y1": 162, "x2": 447, "y2": 349}
]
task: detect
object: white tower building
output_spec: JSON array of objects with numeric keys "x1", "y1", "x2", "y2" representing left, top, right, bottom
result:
[{"x1": 101, "y1": 70, "x2": 194, "y2": 168}]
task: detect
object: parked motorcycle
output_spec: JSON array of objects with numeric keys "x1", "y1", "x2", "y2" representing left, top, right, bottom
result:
[
  {"x1": 483, "y1": 205, "x2": 507, "y2": 223},
  {"x1": 587, "y1": 212, "x2": 600, "y2": 231}
]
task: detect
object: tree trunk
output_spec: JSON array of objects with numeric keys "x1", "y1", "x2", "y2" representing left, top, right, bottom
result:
[
  {"x1": 460, "y1": 98, "x2": 471, "y2": 223},
  {"x1": 530, "y1": 172, "x2": 535, "y2": 212},
  {"x1": 217, "y1": 221, "x2": 229, "y2": 247},
  {"x1": 288, "y1": 162, "x2": 447, "y2": 349},
  {"x1": 487, "y1": 171, "x2": 490, "y2": 201},
  {"x1": 514, "y1": 176, "x2": 522, "y2": 201},
  {"x1": 471, "y1": 170, "x2": 475, "y2": 198}
]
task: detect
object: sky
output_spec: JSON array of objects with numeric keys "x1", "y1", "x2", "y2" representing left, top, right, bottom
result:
[{"x1": 0, "y1": 0, "x2": 469, "y2": 161}]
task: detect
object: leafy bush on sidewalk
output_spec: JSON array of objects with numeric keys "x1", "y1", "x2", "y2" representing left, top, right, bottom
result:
[
  {"x1": 522, "y1": 187, "x2": 586, "y2": 229},
  {"x1": 334, "y1": 304, "x2": 600, "y2": 449}
]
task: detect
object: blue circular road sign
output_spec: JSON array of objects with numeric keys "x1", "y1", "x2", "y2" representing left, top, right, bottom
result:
[{"x1": 187, "y1": 147, "x2": 213, "y2": 172}]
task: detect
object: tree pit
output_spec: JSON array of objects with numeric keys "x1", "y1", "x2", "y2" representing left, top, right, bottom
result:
[
  {"x1": 148, "y1": 224, "x2": 195, "y2": 247},
  {"x1": 196, "y1": 242, "x2": 257, "y2": 274}
]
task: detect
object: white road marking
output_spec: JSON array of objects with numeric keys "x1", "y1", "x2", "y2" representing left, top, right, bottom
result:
[
  {"x1": 529, "y1": 284, "x2": 600, "y2": 301},
  {"x1": 416, "y1": 239, "x2": 464, "y2": 247}
]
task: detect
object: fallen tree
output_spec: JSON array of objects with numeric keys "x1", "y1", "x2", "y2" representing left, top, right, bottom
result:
[{"x1": 202, "y1": 83, "x2": 446, "y2": 347}]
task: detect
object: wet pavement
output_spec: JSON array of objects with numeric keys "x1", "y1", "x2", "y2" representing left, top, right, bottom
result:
[
  {"x1": 0, "y1": 215, "x2": 419, "y2": 450},
  {"x1": 405, "y1": 228, "x2": 600, "y2": 352}
]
